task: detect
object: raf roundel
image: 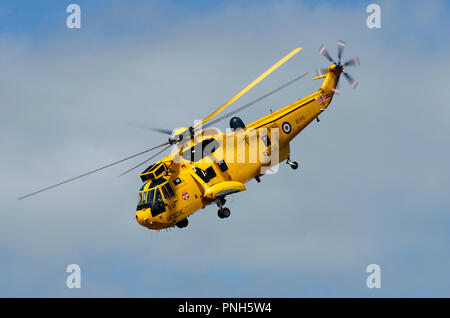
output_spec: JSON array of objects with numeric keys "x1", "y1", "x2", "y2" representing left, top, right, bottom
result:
[
  {"x1": 282, "y1": 122, "x2": 292, "y2": 134},
  {"x1": 182, "y1": 192, "x2": 189, "y2": 200}
]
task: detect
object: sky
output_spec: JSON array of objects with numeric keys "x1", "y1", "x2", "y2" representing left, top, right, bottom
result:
[{"x1": 1, "y1": 0, "x2": 450, "y2": 297}]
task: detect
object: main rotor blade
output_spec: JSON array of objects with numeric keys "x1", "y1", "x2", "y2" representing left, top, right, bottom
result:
[
  {"x1": 128, "y1": 123, "x2": 172, "y2": 135},
  {"x1": 343, "y1": 56, "x2": 360, "y2": 67},
  {"x1": 203, "y1": 72, "x2": 309, "y2": 129},
  {"x1": 147, "y1": 127, "x2": 172, "y2": 135},
  {"x1": 192, "y1": 47, "x2": 302, "y2": 130},
  {"x1": 337, "y1": 40, "x2": 346, "y2": 64},
  {"x1": 319, "y1": 44, "x2": 336, "y2": 64},
  {"x1": 119, "y1": 144, "x2": 173, "y2": 176},
  {"x1": 18, "y1": 142, "x2": 169, "y2": 200},
  {"x1": 343, "y1": 71, "x2": 358, "y2": 89}
]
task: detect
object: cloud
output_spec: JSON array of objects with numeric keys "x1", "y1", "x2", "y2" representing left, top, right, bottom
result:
[{"x1": 1, "y1": 0, "x2": 450, "y2": 297}]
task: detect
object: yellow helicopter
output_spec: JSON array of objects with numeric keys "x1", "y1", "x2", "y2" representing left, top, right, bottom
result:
[{"x1": 19, "y1": 41, "x2": 359, "y2": 231}]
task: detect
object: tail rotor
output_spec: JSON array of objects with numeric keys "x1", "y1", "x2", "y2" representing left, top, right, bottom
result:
[{"x1": 318, "y1": 40, "x2": 359, "y2": 90}]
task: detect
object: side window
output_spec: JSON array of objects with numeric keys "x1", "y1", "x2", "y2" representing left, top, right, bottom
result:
[
  {"x1": 217, "y1": 160, "x2": 228, "y2": 172},
  {"x1": 194, "y1": 166, "x2": 217, "y2": 183},
  {"x1": 138, "y1": 193, "x2": 142, "y2": 205},
  {"x1": 161, "y1": 185, "x2": 170, "y2": 200},
  {"x1": 164, "y1": 184, "x2": 175, "y2": 197},
  {"x1": 195, "y1": 167, "x2": 207, "y2": 181},
  {"x1": 205, "y1": 166, "x2": 216, "y2": 181}
]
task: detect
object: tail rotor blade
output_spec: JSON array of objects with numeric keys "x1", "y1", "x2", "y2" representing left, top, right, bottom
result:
[
  {"x1": 343, "y1": 71, "x2": 358, "y2": 89},
  {"x1": 343, "y1": 56, "x2": 360, "y2": 67},
  {"x1": 316, "y1": 68, "x2": 328, "y2": 77},
  {"x1": 319, "y1": 44, "x2": 336, "y2": 64},
  {"x1": 318, "y1": 42, "x2": 359, "y2": 92},
  {"x1": 337, "y1": 40, "x2": 346, "y2": 64}
]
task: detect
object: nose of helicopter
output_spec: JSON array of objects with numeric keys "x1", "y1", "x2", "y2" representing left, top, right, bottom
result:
[
  {"x1": 135, "y1": 210, "x2": 146, "y2": 226},
  {"x1": 136, "y1": 210, "x2": 170, "y2": 230},
  {"x1": 136, "y1": 210, "x2": 157, "y2": 228}
]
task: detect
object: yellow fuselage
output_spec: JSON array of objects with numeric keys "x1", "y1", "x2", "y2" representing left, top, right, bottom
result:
[{"x1": 136, "y1": 66, "x2": 341, "y2": 230}]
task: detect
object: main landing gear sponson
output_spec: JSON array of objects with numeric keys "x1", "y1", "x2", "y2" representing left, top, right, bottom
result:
[
  {"x1": 286, "y1": 157, "x2": 299, "y2": 170},
  {"x1": 216, "y1": 197, "x2": 231, "y2": 219}
]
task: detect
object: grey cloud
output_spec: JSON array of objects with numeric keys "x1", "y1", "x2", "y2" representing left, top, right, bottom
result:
[{"x1": 1, "y1": 0, "x2": 450, "y2": 297}]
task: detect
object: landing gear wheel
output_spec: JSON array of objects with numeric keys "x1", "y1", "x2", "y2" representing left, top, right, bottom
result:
[
  {"x1": 218, "y1": 207, "x2": 231, "y2": 219},
  {"x1": 175, "y1": 218, "x2": 188, "y2": 228},
  {"x1": 287, "y1": 157, "x2": 299, "y2": 170},
  {"x1": 290, "y1": 161, "x2": 299, "y2": 170}
]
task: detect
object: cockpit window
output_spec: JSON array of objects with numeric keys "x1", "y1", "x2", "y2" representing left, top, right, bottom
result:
[
  {"x1": 143, "y1": 191, "x2": 147, "y2": 203},
  {"x1": 181, "y1": 138, "x2": 219, "y2": 162},
  {"x1": 147, "y1": 189, "x2": 155, "y2": 204},
  {"x1": 151, "y1": 188, "x2": 166, "y2": 217},
  {"x1": 154, "y1": 188, "x2": 162, "y2": 203},
  {"x1": 136, "y1": 179, "x2": 171, "y2": 215}
]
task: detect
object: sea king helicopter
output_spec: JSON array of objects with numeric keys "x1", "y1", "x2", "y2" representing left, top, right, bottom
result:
[{"x1": 19, "y1": 41, "x2": 359, "y2": 231}]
